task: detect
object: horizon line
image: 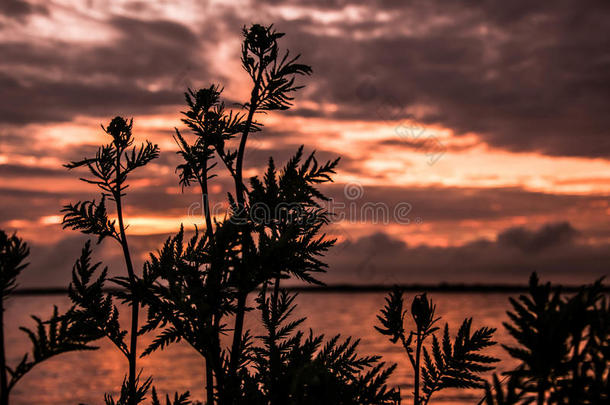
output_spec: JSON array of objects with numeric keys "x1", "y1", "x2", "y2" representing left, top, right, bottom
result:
[{"x1": 11, "y1": 282, "x2": 607, "y2": 296}]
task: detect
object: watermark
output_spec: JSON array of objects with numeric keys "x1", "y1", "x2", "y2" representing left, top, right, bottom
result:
[
  {"x1": 186, "y1": 182, "x2": 418, "y2": 284},
  {"x1": 186, "y1": 181, "x2": 421, "y2": 227},
  {"x1": 356, "y1": 78, "x2": 447, "y2": 165}
]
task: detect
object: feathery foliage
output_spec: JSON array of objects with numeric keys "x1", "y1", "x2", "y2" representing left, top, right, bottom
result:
[
  {"x1": 151, "y1": 388, "x2": 193, "y2": 405},
  {"x1": 9, "y1": 16, "x2": 610, "y2": 405},
  {"x1": 0, "y1": 230, "x2": 100, "y2": 405},
  {"x1": 62, "y1": 197, "x2": 118, "y2": 243},
  {"x1": 420, "y1": 320, "x2": 497, "y2": 398},
  {"x1": 0, "y1": 229, "x2": 30, "y2": 404},
  {"x1": 62, "y1": 116, "x2": 159, "y2": 404},
  {"x1": 240, "y1": 24, "x2": 312, "y2": 112},
  {"x1": 0, "y1": 231, "x2": 29, "y2": 301},
  {"x1": 376, "y1": 288, "x2": 499, "y2": 404},
  {"x1": 8, "y1": 306, "x2": 99, "y2": 390},
  {"x1": 68, "y1": 241, "x2": 127, "y2": 355},
  {"x1": 104, "y1": 373, "x2": 153, "y2": 405},
  {"x1": 246, "y1": 288, "x2": 400, "y2": 405},
  {"x1": 123, "y1": 23, "x2": 400, "y2": 405},
  {"x1": 487, "y1": 273, "x2": 610, "y2": 405}
]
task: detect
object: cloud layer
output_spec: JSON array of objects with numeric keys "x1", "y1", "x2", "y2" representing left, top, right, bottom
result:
[
  {"x1": 1, "y1": 1, "x2": 609, "y2": 287},
  {"x1": 326, "y1": 221, "x2": 608, "y2": 285}
]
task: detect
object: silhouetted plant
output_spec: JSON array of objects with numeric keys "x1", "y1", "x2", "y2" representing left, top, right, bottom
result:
[
  {"x1": 488, "y1": 273, "x2": 610, "y2": 405},
  {"x1": 376, "y1": 288, "x2": 499, "y2": 404},
  {"x1": 103, "y1": 372, "x2": 153, "y2": 405},
  {"x1": 129, "y1": 23, "x2": 399, "y2": 405},
  {"x1": 151, "y1": 388, "x2": 195, "y2": 405},
  {"x1": 0, "y1": 230, "x2": 99, "y2": 405},
  {"x1": 247, "y1": 288, "x2": 399, "y2": 404},
  {"x1": 482, "y1": 375, "x2": 531, "y2": 405},
  {"x1": 68, "y1": 242, "x2": 127, "y2": 353},
  {"x1": 62, "y1": 116, "x2": 160, "y2": 404},
  {"x1": 1, "y1": 229, "x2": 29, "y2": 405}
]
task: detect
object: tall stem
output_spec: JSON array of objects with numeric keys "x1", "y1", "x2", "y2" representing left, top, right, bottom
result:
[
  {"x1": 115, "y1": 152, "x2": 139, "y2": 405},
  {"x1": 414, "y1": 332, "x2": 422, "y2": 405},
  {"x1": 234, "y1": 65, "x2": 264, "y2": 205},
  {"x1": 206, "y1": 360, "x2": 214, "y2": 405},
  {"x1": 269, "y1": 277, "x2": 281, "y2": 405},
  {"x1": 199, "y1": 167, "x2": 215, "y2": 405},
  {"x1": 199, "y1": 167, "x2": 214, "y2": 240},
  {"x1": 228, "y1": 58, "x2": 265, "y2": 387},
  {"x1": 229, "y1": 292, "x2": 247, "y2": 371},
  {"x1": 210, "y1": 314, "x2": 225, "y2": 404},
  {"x1": 0, "y1": 299, "x2": 8, "y2": 405}
]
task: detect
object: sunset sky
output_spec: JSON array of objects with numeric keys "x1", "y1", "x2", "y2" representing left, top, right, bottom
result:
[{"x1": 1, "y1": 0, "x2": 609, "y2": 287}]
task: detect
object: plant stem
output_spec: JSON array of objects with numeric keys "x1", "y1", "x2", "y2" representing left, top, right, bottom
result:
[
  {"x1": 228, "y1": 58, "x2": 265, "y2": 393},
  {"x1": 210, "y1": 314, "x2": 225, "y2": 404},
  {"x1": 234, "y1": 62, "x2": 264, "y2": 205},
  {"x1": 414, "y1": 332, "x2": 423, "y2": 405},
  {"x1": 115, "y1": 153, "x2": 139, "y2": 405},
  {"x1": 269, "y1": 277, "x2": 281, "y2": 405},
  {"x1": 199, "y1": 168, "x2": 213, "y2": 240},
  {"x1": 229, "y1": 292, "x2": 247, "y2": 370},
  {"x1": 206, "y1": 360, "x2": 214, "y2": 405},
  {"x1": 199, "y1": 166, "x2": 215, "y2": 405},
  {"x1": 0, "y1": 299, "x2": 8, "y2": 405}
]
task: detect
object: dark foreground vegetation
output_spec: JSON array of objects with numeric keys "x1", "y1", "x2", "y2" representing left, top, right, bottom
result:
[{"x1": 1, "y1": 24, "x2": 608, "y2": 405}]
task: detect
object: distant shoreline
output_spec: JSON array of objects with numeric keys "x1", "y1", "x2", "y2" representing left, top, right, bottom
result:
[{"x1": 12, "y1": 283, "x2": 607, "y2": 295}]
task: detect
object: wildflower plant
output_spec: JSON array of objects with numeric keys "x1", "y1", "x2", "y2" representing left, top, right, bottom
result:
[
  {"x1": 130, "y1": 24, "x2": 400, "y2": 405},
  {"x1": 62, "y1": 116, "x2": 161, "y2": 404},
  {"x1": 376, "y1": 288, "x2": 499, "y2": 404},
  {"x1": 56, "y1": 23, "x2": 400, "y2": 405}
]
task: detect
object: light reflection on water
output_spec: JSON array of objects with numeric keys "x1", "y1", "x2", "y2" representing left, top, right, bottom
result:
[{"x1": 4, "y1": 293, "x2": 517, "y2": 404}]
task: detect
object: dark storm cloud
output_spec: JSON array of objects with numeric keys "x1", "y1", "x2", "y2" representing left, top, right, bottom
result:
[
  {"x1": 0, "y1": 164, "x2": 69, "y2": 178},
  {"x1": 0, "y1": 187, "x2": 77, "y2": 222},
  {"x1": 266, "y1": 0, "x2": 610, "y2": 158},
  {"x1": 0, "y1": 0, "x2": 47, "y2": 19},
  {"x1": 325, "y1": 221, "x2": 609, "y2": 285},
  {"x1": 322, "y1": 184, "x2": 607, "y2": 223},
  {"x1": 497, "y1": 222, "x2": 578, "y2": 253},
  {"x1": 0, "y1": 73, "x2": 183, "y2": 124},
  {"x1": 86, "y1": 16, "x2": 202, "y2": 80},
  {"x1": 4, "y1": 1, "x2": 609, "y2": 158},
  {"x1": 3, "y1": 177, "x2": 608, "y2": 240},
  {"x1": 0, "y1": 183, "x2": 198, "y2": 222},
  {"x1": 0, "y1": 15, "x2": 206, "y2": 124}
]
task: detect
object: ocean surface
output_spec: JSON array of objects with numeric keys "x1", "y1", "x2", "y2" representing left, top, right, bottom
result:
[{"x1": 4, "y1": 293, "x2": 520, "y2": 404}]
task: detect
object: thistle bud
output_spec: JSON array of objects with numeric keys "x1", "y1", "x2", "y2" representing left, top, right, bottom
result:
[
  {"x1": 411, "y1": 293, "x2": 435, "y2": 332},
  {"x1": 105, "y1": 116, "x2": 132, "y2": 147}
]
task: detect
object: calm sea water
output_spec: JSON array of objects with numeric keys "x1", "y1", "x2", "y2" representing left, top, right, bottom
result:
[{"x1": 4, "y1": 293, "x2": 519, "y2": 404}]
